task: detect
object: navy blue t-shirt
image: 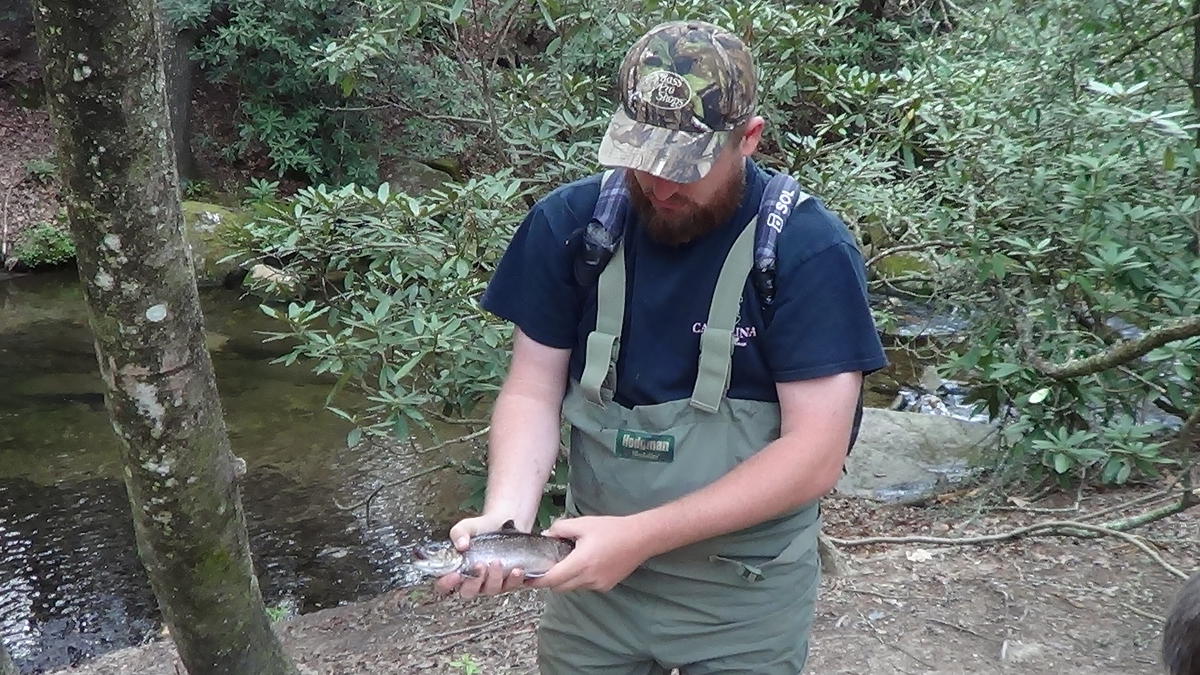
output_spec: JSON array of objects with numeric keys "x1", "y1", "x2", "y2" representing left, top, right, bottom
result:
[{"x1": 480, "y1": 158, "x2": 888, "y2": 407}]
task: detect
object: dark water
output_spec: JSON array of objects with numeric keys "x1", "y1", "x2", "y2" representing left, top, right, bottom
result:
[{"x1": 0, "y1": 271, "x2": 472, "y2": 673}]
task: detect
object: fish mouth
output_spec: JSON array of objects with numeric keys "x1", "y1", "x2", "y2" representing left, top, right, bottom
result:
[{"x1": 412, "y1": 548, "x2": 428, "y2": 561}]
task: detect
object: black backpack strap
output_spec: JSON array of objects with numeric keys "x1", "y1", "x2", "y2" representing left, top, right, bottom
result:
[
  {"x1": 752, "y1": 171, "x2": 808, "y2": 308},
  {"x1": 573, "y1": 169, "x2": 630, "y2": 288},
  {"x1": 752, "y1": 172, "x2": 864, "y2": 458}
]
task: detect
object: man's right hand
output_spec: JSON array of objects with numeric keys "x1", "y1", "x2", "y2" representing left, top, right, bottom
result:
[{"x1": 433, "y1": 513, "x2": 529, "y2": 599}]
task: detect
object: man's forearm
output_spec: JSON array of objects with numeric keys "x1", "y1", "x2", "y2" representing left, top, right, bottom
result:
[
  {"x1": 629, "y1": 431, "x2": 845, "y2": 557},
  {"x1": 482, "y1": 387, "x2": 563, "y2": 531}
]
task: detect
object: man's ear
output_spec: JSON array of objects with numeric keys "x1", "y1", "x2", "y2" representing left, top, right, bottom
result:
[{"x1": 740, "y1": 116, "x2": 766, "y2": 156}]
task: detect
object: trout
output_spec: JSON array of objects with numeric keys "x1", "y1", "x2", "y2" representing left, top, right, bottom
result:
[{"x1": 412, "y1": 520, "x2": 574, "y2": 578}]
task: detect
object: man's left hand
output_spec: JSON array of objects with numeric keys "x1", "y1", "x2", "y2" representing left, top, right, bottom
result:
[{"x1": 525, "y1": 515, "x2": 652, "y2": 592}]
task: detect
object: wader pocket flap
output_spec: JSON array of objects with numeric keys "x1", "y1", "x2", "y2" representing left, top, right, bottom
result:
[{"x1": 707, "y1": 519, "x2": 819, "y2": 584}]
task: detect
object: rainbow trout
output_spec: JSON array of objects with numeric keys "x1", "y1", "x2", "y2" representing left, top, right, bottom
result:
[{"x1": 412, "y1": 520, "x2": 574, "y2": 578}]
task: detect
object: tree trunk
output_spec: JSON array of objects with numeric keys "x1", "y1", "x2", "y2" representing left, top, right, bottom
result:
[
  {"x1": 1191, "y1": 0, "x2": 1200, "y2": 254},
  {"x1": 0, "y1": 640, "x2": 18, "y2": 675},
  {"x1": 161, "y1": 25, "x2": 197, "y2": 183},
  {"x1": 29, "y1": 2, "x2": 298, "y2": 674}
]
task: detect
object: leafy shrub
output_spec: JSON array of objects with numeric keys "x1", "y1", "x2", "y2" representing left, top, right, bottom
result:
[
  {"x1": 237, "y1": 173, "x2": 530, "y2": 440},
  {"x1": 193, "y1": 0, "x2": 379, "y2": 184},
  {"x1": 235, "y1": 0, "x2": 1200, "y2": 490},
  {"x1": 12, "y1": 220, "x2": 75, "y2": 268},
  {"x1": 24, "y1": 157, "x2": 56, "y2": 184}
]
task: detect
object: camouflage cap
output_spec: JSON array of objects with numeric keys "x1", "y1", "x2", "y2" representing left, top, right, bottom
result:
[{"x1": 598, "y1": 20, "x2": 757, "y2": 183}]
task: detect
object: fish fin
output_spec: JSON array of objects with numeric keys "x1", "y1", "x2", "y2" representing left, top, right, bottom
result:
[{"x1": 499, "y1": 519, "x2": 520, "y2": 533}]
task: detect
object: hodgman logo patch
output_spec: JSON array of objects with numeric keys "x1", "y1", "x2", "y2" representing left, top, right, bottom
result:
[
  {"x1": 636, "y1": 71, "x2": 692, "y2": 111},
  {"x1": 615, "y1": 429, "x2": 676, "y2": 462}
]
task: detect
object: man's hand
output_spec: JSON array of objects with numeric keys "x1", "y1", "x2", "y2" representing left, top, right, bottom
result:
[
  {"x1": 433, "y1": 513, "x2": 527, "y2": 599},
  {"x1": 525, "y1": 516, "x2": 652, "y2": 593}
]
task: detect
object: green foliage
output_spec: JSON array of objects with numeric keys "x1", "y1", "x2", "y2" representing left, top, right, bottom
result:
[
  {"x1": 242, "y1": 177, "x2": 280, "y2": 204},
  {"x1": 12, "y1": 219, "x2": 75, "y2": 268},
  {"x1": 160, "y1": 0, "x2": 215, "y2": 29},
  {"x1": 447, "y1": 654, "x2": 482, "y2": 675},
  {"x1": 231, "y1": 0, "x2": 1200, "y2": 494},
  {"x1": 238, "y1": 174, "x2": 529, "y2": 442},
  {"x1": 817, "y1": 0, "x2": 1200, "y2": 483},
  {"x1": 24, "y1": 157, "x2": 55, "y2": 184},
  {"x1": 181, "y1": 178, "x2": 213, "y2": 200},
  {"x1": 193, "y1": 0, "x2": 379, "y2": 184}
]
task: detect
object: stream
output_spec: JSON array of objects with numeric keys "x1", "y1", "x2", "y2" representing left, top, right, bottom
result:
[{"x1": 0, "y1": 270, "x2": 473, "y2": 673}]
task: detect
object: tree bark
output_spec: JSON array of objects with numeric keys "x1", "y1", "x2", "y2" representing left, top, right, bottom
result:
[
  {"x1": 29, "y1": 1, "x2": 298, "y2": 673},
  {"x1": 1191, "y1": 0, "x2": 1200, "y2": 254},
  {"x1": 161, "y1": 25, "x2": 198, "y2": 183}
]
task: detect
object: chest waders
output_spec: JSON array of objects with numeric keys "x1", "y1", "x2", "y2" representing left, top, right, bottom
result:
[{"x1": 537, "y1": 213, "x2": 821, "y2": 675}]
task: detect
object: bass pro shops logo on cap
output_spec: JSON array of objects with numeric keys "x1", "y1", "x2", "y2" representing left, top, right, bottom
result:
[{"x1": 636, "y1": 70, "x2": 693, "y2": 111}]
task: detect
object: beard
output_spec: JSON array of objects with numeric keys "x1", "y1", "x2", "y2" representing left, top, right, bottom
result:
[{"x1": 626, "y1": 166, "x2": 746, "y2": 247}]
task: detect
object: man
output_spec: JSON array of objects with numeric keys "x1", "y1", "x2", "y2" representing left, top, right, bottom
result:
[{"x1": 435, "y1": 20, "x2": 888, "y2": 674}]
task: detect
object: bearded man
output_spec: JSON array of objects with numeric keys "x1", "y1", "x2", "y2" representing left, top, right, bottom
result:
[{"x1": 434, "y1": 20, "x2": 888, "y2": 674}]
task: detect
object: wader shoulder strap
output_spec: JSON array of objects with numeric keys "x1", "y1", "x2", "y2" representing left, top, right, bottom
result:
[
  {"x1": 690, "y1": 216, "x2": 758, "y2": 413},
  {"x1": 579, "y1": 239, "x2": 626, "y2": 406}
]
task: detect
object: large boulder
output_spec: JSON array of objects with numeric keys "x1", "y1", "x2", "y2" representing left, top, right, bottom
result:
[
  {"x1": 181, "y1": 200, "x2": 247, "y2": 287},
  {"x1": 382, "y1": 159, "x2": 454, "y2": 197},
  {"x1": 837, "y1": 407, "x2": 999, "y2": 503}
]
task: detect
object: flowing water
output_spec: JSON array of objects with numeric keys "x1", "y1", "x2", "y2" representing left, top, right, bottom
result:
[{"x1": 0, "y1": 270, "x2": 475, "y2": 673}]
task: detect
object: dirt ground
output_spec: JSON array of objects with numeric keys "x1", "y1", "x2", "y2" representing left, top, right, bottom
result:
[
  {"x1": 51, "y1": 482, "x2": 1198, "y2": 675},
  {"x1": 0, "y1": 88, "x2": 60, "y2": 264}
]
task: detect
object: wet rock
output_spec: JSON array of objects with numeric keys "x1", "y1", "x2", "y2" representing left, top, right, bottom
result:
[
  {"x1": 382, "y1": 159, "x2": 454, "y2": 197},
  {"x1": 180, "y1": 200, "x2": 248, "y2": 288},
  {"x1": 836, "y1": 407, "x2": 998, "y2": 503}
]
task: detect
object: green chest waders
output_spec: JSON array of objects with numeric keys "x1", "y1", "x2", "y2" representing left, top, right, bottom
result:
[{"x1": 537, "y1": 215, "x2": 822, "y2": 675}]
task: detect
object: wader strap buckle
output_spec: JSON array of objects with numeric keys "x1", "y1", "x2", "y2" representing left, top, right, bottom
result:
[
  {"x1": 581, "y1": 332, "x2": 619, "y2": 405},
  {"x1": 691, "y1": 328, "x2": 734, "y2": 413},
  {"x1": 707, "y1": 554, "x2": 766, "y2": 583}
]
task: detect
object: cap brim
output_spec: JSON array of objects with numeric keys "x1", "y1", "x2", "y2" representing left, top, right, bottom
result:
[{"x1": 598, "y1": 107, "x2": 729, "y2": 184}]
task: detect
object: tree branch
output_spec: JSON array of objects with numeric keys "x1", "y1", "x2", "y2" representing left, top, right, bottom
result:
[
  {"x1": 865, "y1": 240, "x2": 954, "y2": 268},
  {"x1": 828, "y1": 510, "x2": 1196, "y2": 580},
  {"x1": 333, "y1": 460, "x2": 453, "y2": 513},
  {"x1": 1099, "y1": 11, "x2": 1200, "y2": 72},
  {"x1": 1024, "y1": 315, "x2": 1200, "y2": 380},
  {"x1": 320, "y1": 100, "x2": 489, "y2": 125}
]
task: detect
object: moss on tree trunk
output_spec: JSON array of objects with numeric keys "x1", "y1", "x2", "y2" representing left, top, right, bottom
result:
[{"x1": 30, "y1": 1, "x2": 299, "y2": 673}]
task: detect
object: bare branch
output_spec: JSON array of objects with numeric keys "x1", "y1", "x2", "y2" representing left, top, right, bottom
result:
[
  {"x1": 1024, "y1": 315, "x2": 1200, "y2": 379},
  {"x1": 320, "y1": 100, "x2": 489, "y2": 125},
  {"x1": 828, "y1": 492, "x2": 1200, "y2": 581},
  {"x1": 415, "y1": 426, "x2": 490, "y2": 455},
  {"x1": 333, "y1": 460, "x2": 453, "y2": 512},
  {"x1": 1100, "y1": 12, "x2": 1200, "y2": 72},
  {"x1": 865, "y1": 239, "x2": 954, "y2": 268},
  {"x1": 830, "y1": 517, "x2": 1192, "y2": 579}
]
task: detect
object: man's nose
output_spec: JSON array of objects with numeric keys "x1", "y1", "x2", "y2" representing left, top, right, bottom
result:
[{"x1": 648, "y1": 175, "x2": 681, "y2": 202}]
